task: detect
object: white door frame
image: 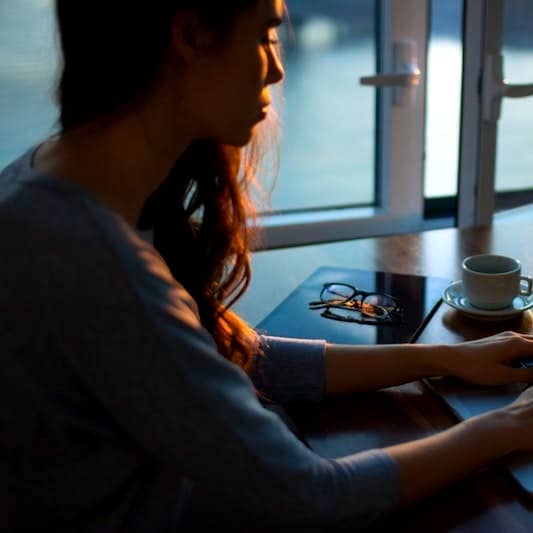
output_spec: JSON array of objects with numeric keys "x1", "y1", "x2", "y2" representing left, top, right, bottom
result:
[{"x1": 457, "y1": 0, "x2": 504, "y2": 227}]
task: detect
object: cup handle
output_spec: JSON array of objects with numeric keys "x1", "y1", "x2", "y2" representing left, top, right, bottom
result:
[{"x1": 520, "y1": 276, "x2": 533, "y2": 296}]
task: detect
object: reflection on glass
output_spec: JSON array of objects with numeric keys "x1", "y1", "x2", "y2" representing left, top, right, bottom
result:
[{"x1": 257, "y1": 266, "x2": 449, "y2": 346}]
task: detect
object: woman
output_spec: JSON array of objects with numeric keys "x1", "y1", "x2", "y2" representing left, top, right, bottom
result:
[{"x1": 2, "y1": 0, "x2": 533, "y2": 531}]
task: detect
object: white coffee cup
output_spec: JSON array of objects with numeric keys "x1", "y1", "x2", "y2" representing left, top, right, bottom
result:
[{"x1": 461, "y1": 254, "x2": 533, "y2": 310}]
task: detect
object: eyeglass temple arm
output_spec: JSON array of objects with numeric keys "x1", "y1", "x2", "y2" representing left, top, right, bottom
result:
[{"x1": 308, "y1": 300, "x2": 329, "y2": 309}]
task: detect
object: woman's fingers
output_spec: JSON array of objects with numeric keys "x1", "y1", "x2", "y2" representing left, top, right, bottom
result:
[
  {"x1": 447, "y1": 330, "x2": 533, "y2": 386},
  {"x1": 515, "y1": 384, "x2": 533, "y2": 401},
  {"x1": 504, "y1": 368, "x2": 533, "y2": 383},
  {"x1": 487, "y1": 331, "x2": 533, "y2": 342}
]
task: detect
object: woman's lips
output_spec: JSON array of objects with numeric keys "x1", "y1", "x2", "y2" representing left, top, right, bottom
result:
[{"x1": 255, "y1": 105, "x2": 269, "y2": 122}]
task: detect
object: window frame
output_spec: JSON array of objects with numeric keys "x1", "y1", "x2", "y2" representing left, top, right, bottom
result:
[
  {"x1": 261, "y1": 0, "x2": 533, "y2": 249},
  {"x1": 456, "y1": 0, "x2": 503, "y2": 227}
]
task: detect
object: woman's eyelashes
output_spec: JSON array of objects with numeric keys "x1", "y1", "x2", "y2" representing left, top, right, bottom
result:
[{"x1": 261, "y1": 29, "x2": 279, "y2": 47}]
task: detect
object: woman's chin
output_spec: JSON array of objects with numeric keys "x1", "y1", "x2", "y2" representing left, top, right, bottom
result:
[{"x1": 210, "y1": 122, "x2": 258, "y2": 147}]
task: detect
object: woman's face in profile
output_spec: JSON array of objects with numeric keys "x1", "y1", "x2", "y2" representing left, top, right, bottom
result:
[{"x1": 186, "y1": 0, "x2": 285, "y2": 146}]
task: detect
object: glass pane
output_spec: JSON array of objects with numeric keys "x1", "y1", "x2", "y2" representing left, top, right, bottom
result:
[
  {"x1": 495, "y1": 1, "x2": 533, "y2": 194},
  {"x1": 265, "y1": 0, "x2": 376, "y2": 213},
  {"x1": 423, "y1": 0, "x2": 463, "y2": 199},
  {"x1": 0, "y1": 0, "x2": 59, "y2": 170}
]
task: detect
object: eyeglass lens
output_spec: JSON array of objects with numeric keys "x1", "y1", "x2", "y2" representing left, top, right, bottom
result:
[{"x1": 321, "y1": 283, "x2": 355, "y2": 303}]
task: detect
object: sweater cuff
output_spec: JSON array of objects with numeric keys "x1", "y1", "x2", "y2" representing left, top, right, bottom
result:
[{"x1": 248, "y1": 335, "x2": 326, "y2": 404}]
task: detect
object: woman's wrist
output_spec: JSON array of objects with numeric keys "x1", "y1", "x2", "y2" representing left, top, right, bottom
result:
[
  {"x1": 421, "y1": 342, "x2": 469, "y2": 378},
  {"x1": 469, "y1": 408, "x2": 517, "y2": 457},
  {"x1": 406, "y1": 343, "x2": 455, "y2": 379}
]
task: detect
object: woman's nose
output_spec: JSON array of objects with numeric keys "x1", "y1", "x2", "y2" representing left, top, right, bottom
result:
[{"x1": 266, "y1": 47, "x2": 284, "y2": 86}]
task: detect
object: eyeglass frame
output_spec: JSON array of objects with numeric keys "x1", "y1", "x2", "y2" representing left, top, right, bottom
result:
[{"x1": 308, "y1": 282, "x2": 404, "y2": 325}]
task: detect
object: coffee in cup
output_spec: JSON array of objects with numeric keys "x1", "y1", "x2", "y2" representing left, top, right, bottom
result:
[{"x1": 461, "y1": 254, "x2": 533, "y2": 310}]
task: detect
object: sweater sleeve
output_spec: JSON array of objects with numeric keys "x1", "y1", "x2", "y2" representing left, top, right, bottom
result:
[
  {"x1": 248, "y1": 335, "x2": 326, "y2": 404},
  {"x1": 44, "y1": 203, "x2": 401, "y2": 528}
]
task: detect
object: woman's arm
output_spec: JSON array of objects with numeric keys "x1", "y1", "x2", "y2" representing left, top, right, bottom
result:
[
  {"x1": 325, "y1": 332, "x2": 533, "y2": 395},
  {"x1": 386, "y1": 409, "x2": 510, "y2": 505},
  {"x1": 387, "y1": 385, "x2": 533, "y2": 505}
]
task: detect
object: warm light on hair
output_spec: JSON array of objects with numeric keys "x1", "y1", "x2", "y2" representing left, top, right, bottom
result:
[{"x1": 54, "y1": 0, "x2": 284, "y2": 371}]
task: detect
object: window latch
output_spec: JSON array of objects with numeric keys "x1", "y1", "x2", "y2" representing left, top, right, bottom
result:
[
  {"x1": 360, "y1": 40, "x2": 421, "y2": 107},
  {"x1": 482, "y1": 54, "x2": 533, "y2": 122}
]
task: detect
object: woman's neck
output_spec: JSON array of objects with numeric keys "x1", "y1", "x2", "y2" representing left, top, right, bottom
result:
[{"x1": 33, "y1": 99, "x2": 193, "y2": 227}]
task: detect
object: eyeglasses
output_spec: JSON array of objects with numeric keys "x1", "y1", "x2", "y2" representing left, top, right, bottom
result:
[{"x1": 308, "y1": 282, "x2": 403, "y2": 325}]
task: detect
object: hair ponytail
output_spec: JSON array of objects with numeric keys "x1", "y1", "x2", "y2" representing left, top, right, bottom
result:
[{"x1": 55, "y1": 0, "x2": 271, "y2": 369}]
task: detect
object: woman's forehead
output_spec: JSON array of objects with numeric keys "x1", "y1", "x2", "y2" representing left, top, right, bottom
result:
[{"x1": 234, "y1": 0, "x2": 283, "y2": 32}]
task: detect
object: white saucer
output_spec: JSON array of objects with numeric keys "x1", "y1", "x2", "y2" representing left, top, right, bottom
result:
[{"x1": 442, "y1": 280, "x2": 533, "y2": 320}]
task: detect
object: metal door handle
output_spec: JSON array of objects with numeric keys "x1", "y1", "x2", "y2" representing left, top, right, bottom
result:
[
  {"x1": 360, "y1": 40, "x2": 421, "y2": 106},
  {"x1": 503, "y1": 83, "x2": 533, "y2": 98},
  {"x1": 483, "y1": 54, "x2": 533, "y2": 121},
  {"x1": 360, "y1": 72, "x2": 420, "y2": 87}
]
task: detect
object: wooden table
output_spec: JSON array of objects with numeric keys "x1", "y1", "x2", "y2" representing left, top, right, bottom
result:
[{"x1": 245, "y1": 220, "x2": 533, "y2": 532}]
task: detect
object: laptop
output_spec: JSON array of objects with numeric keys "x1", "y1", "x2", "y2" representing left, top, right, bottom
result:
[{"x1": 424, "y1": 351, "x2": 533, "y2": 494}]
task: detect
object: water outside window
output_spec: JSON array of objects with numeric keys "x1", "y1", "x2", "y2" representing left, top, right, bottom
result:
[
  {"x1": 0, "y1": 0, "x2": 58, "y2": 169},
  {"x1": 267, "y1": 0, "x2": 376, "y2": 213},
  {"x1": 272, "y1": 0, "x2": 465, "y2": 209}
]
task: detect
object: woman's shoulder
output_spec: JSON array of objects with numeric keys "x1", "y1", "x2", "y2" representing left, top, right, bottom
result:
[
  {"x1": 1, "y1": 142, "x2": 136, "y2": 251},
  {"x1": 0, "y1": 142, "x2": 201, "y2": 322},
  {"x1": 0, "y1": 144, "x2": 146, "y2": 283},
  {"x1": 0, "y1": 143, "x2": 95, "y2": 231}
]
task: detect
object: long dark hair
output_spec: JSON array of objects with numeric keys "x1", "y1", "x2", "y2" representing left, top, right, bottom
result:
[{"x1": 54, "y1": 0, "x2": 273, "y2": 369}]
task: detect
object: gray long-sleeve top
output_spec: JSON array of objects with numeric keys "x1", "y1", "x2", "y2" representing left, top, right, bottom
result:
[{"x1": 0, "y1": 147, "x2": 400, "y2": 531}]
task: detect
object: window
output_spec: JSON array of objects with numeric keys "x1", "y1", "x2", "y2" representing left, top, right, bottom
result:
[
  {"x1": 458, "y1": 0, "x2": 533, "y2": 226},
  {"x1": 423, "y1": 0, "x2": 463, "y2": 217},
  {"x1": 259, "y1": 0, "x2": 430, "y2": 248},
  {"x1": 0, "y1": 0, "x2": 58, "y2": 171},
  {"x1": 494, "y1": 0, "x2": 533, "y2": 209},
  {"x1": 267, "y1": 1, "x2": 377, "y2": 212},
  {"x1": 3, "y1": 1, "x2": 530, "y2": 251}
]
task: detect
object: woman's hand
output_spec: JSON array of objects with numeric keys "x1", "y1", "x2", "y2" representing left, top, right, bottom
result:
[
  {"x1": 387, "y1": 386, "x2": 533, "y2": 506},
  {"x1": 325, "y1": 332, "x2": 533, "y2": 396},
  {"x1": 443, "y1": 331, "x2": 533, "y2": 386}
]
